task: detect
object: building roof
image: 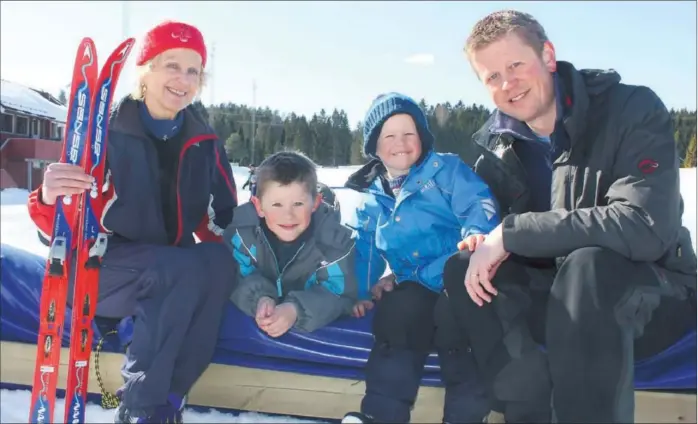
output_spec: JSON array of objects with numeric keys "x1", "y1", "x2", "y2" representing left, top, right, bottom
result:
[{"x1": 0, "y1": 79, "x2": 67, "y2": 123}]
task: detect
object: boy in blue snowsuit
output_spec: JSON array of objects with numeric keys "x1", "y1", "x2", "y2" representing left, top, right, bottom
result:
[
  {"x1": 343, "y1": 93, "x2": 501, "y2": 423},
  {"x1": 224, "y1": 151, "x2": 358, "y2": 337}
]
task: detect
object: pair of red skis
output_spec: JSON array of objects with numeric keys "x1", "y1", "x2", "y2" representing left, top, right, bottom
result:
[{"x1": 28, "y1": 36, "x2": 135, "y2": 424}]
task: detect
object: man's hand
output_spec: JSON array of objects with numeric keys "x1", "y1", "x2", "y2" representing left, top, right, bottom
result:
[
  {"x1": 255, "y1": 296, "x2": 276, "y2": 328},
  {"x1": 457, "y1": 234, "x2": 486, "y2": 252},
  {"x1": 371, "y1": 274, "x2": 396, "y2": 301},
  {"x1": 352, "y1": 300, "x2": 374, "y2": 318},
  {"x1": 259, "y1": 302, "x2": 298, "y2": 338},
  {"x1": 464, "y1": 224, "x2": 510, "y2": 306}
]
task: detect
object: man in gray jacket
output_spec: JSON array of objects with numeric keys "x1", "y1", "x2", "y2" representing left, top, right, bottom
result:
[
  {"x1": 442, "y1": 10, "x2": 697, "y2": 423},
  {"x1": 224, "y1": 151, "x2": 357, "y2": 336}
]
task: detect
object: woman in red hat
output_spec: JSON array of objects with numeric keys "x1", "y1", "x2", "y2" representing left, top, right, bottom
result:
[{"x1": 27, "y1": 20, "x2": 238, "y2": 423}]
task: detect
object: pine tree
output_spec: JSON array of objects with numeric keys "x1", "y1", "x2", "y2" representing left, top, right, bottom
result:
[
  {"x1": 58, "y1": 89, "x2": 67, "y2": 106},
  {"x1": 683, "y1": 133, "x2": 697, "y2": 168}
]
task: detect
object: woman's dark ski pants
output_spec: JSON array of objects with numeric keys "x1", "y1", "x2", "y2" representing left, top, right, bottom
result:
[
  {"x1": 360, "y1": 281, "x2": 490, "y2": 423},
  {"x1": 69, "y1": 241, "x2": 237, "y2": 416},
  {"x1": 443, "y1": 247, "x2": 696, "y2": 423}
]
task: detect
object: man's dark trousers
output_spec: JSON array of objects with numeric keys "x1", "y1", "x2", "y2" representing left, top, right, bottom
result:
[{"x1": 443, "y1": 247, "x2": 696, "y2": 423}]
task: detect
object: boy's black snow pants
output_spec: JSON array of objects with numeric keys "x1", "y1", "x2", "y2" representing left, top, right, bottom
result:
[
  {"x1": 69, "y1": 241, "x2": 237, "y2": 417},
  {"x1": 360, "y1": 281, "x2": 490, "y2": 423},
  {"x1": 443, "y1": 247, "x2": 696, "y2": 424}
]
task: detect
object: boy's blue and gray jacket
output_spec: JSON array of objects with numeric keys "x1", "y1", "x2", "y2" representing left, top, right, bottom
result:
[
  {"x1": 345, "y1": 150, "x2": 501, "y2": 299},
  {"x1": 223, "y1": 202, "x2": 358, "y2": 332}
]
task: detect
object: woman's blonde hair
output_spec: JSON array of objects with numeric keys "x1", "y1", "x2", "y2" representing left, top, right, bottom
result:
[{"x1": 130, "y1": 53, "x2": 208, "y2": 102}]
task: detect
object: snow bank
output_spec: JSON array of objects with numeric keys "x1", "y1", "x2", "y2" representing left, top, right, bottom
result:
[{"x1": 0, "y1": 188, "x2": 31, "y2": 206}]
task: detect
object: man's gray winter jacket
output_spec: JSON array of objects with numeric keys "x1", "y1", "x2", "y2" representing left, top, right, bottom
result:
[
  {"x1": 469, "y1": 61, "x2": 696, "y2": 281},
  {"x1": 223, "y1": 202, "x2": 358, "y2": 332}
]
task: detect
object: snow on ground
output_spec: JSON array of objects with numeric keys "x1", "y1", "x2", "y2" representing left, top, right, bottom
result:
[
  {"x1": 1, "y1": 166, "x2": 696, "y2": 422},
  {"x1": 0, "y1": 389, "x2": 322, "y2": 423}
]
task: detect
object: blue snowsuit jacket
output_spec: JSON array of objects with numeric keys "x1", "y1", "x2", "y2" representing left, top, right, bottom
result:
[{"x1": 344, "y1": 150, "x2": 501, "y2": 299}]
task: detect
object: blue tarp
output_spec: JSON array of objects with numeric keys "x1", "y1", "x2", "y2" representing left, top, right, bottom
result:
[{"x1": 1, "y1": 243, "x2": 695, "y2": 389}]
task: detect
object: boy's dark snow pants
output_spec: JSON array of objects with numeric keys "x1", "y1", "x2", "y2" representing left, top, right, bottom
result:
[
  {"x1": 443, "y1": 247, "x2": 696, "y2": 424},
  {"x1": 69, "y1": 241, "x2": 237, "y2": 416},
  {"x1": 360, "y1": 281, "x2": 490, "y2": 423}
]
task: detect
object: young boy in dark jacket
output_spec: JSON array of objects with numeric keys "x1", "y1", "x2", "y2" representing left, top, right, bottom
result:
[{"x1": 224, "y1": 151, "x2": 358, "y2": 336}]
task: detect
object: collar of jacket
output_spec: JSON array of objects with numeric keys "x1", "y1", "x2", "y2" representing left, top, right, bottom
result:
[
  {"x1": 554, "y1": 60, "x2": 621, "y2": 144},
  {"x1": 138, "y1": 101, "x2": 184, "y2": 141},
  {"x1": 108, "y1": 95, "x2": 215, "y2": 144},
  {"x1": 345, "y1": 150, "x2": 443, "y2": 196}
]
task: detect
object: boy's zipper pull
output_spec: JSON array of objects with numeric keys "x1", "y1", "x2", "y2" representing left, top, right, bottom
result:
[{"x1": 276, "y1": 277, "x2": 283, "y2": 297}]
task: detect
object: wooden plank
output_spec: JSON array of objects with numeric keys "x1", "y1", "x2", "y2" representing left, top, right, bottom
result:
[{"x1": 1, "y1": 341, "x2": 695, "y2": 423}]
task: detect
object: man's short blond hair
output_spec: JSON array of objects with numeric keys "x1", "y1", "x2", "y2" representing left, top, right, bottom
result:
[{"x1": 465, "y1": 10, "x2": 549, "y2": 58}]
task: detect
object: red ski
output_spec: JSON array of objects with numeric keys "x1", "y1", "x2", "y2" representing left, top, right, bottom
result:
[
  {"x1": 29, "y1": 37, "x2": 98, "y2": 424},
  {"x1": 64, "y1": 37, "x2": 135, "y2": 424},
  {"x1": 28, "y1": 36, "x2": 135, "y2": 424}
]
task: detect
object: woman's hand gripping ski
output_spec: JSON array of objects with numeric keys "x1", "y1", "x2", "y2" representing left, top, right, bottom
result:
[
  {"x1": 352, "y1": 274, "x2": 396, "y2": 318},
  {"x1": 256, "y1": 296, "x2": 298, "y2": 338},
  {"x1": 458, "y1": 225, "x2": 510, "y2": 307}
]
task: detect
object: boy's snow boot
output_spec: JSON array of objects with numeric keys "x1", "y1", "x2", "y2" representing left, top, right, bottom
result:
[
  {"x1": 438, "y1": 348, "x2": 491, "y2": 424},
  {"x1": 341, "y1": 412, "x2": 374, "y2": 423},
  {"x1": 358, "y1": 343, "x2": 428, "y2": 423}
]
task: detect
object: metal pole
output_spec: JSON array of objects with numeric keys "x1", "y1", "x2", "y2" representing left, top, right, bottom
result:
[
  {"x1": 251, "y1": 80, "x2": 257, "y2": 165},
  {"x1": 26, "y1": 160, "x2": 32, "y2": 190},
  {"x1": 121, "y1": 1, "x2": 129, "y2": 39}
]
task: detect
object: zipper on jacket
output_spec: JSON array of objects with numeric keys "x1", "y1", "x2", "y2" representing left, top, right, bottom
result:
[
  {"x1": 256, "y1": 227, "x2": 307, "y2": 297},
  {"x1": 276, "y1": 243, "x2": 306, "y2": 297}
]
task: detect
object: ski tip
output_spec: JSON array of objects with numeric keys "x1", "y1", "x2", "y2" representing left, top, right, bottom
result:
[
  {"x1": 112, "y1": 37, "x2": 136, "y2": 63},
  {"x1": 77, "y1": 37, "x2": 97, "y2": 62}
]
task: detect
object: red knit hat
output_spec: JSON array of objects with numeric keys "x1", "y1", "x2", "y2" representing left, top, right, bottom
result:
[{"x1": 136, "y1": 20, "x2": 207, "y2": 68}]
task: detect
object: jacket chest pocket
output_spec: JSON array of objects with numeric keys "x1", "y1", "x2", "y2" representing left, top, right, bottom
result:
[{"x1": 553, "y1": 150, "x2": 614, "y2": 210}]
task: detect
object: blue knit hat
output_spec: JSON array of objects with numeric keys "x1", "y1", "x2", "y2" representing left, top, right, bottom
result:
[{"x1": 362, "y1": 92, "x2": 434, "y2": 158}]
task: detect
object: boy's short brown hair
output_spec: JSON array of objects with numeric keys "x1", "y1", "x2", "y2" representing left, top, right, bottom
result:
[
  {"x1": 465, "y1": 10, "x2": 549, "y2": 58},
  {"x1": 255, "y1": 151, "x2": 318, "y2": 199}
]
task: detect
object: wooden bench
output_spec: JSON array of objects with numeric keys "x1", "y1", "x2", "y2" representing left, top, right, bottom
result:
[{"x1": 2, "y1": 340, "x2": 695, "y2": 423}]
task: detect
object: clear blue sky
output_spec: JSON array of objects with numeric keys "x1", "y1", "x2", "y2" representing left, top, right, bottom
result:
[{"x1": 1, "y1": 1, "x2": 695, "y2": 126}]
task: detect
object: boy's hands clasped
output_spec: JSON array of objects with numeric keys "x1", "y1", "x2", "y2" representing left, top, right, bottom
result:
[{"x1": 255, "y1": 296, "x2": 298, "y2": 338}]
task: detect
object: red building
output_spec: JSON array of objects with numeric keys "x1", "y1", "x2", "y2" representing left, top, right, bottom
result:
[{"x1": 0, "y1": 79, "x2": 67, "y2": 190}]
